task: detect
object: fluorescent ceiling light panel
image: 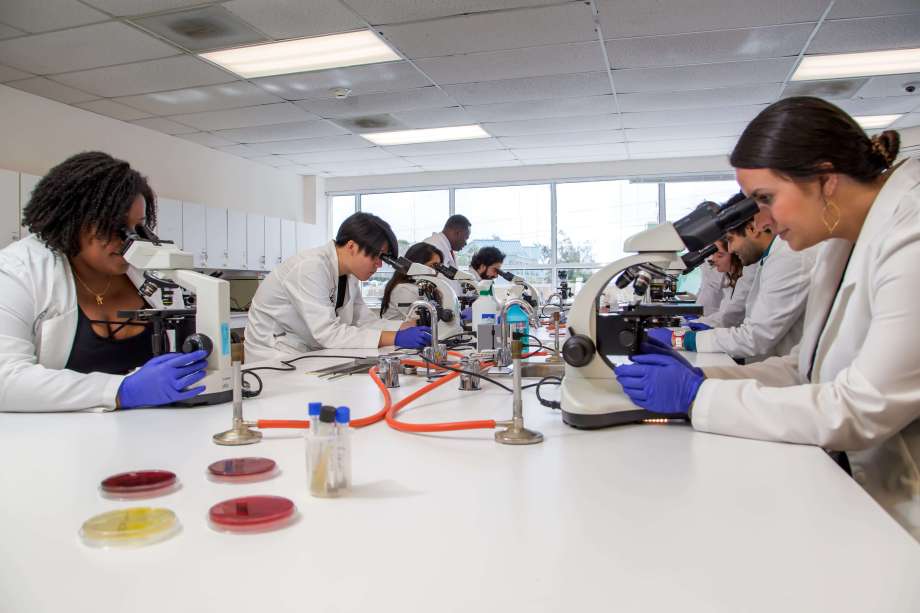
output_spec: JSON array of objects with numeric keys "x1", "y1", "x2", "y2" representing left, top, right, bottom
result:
[
  {"x1": 792, "y1": 48, "x2": 920, "y2": 81},
  {"x1": 854, "y1": 114, "x2": 901, "y2": 129},
  {"x1": 199, "y1": 30, "x2": 400, "y2": 78},
  {"x1": 361, "y1": 125, "x2": 491, "y2": 146}
]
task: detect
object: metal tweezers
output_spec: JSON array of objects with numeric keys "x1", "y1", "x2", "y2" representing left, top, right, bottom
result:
[{"x1": 309, "y1": 357, "x2": 379, "y2": 380}]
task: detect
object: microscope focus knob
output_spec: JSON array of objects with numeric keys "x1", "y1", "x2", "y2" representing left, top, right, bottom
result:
[
  {"x1": 562, "y1": 334, "x2": 595, "y2": 367},
  {"x1": 182, "y1": 333, "x2": 213, "y2": 358}
]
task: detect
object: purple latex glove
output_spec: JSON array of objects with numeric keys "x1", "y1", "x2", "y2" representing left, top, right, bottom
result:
[
  {"x1": 687, "y1": 321, "x2": 711, "y2": 331},
  {"x1": 395, "y1": 326, "x2": 432, "y2": 349},
  {"x1": 683, "y1": 314, "x2": 699, "y2": 321},
  {"x1": 613, "y1": 352, "x2": 705, "y2": 415},
  {"x1": 118, "y1": 350, "x2": 208, "y2": 408},
  {"x1": 460, "y1": 306, "x2": 472, "y2": 321},
  {"x1": 645, "y1": 327, "x2": 674, "y2": 346}
]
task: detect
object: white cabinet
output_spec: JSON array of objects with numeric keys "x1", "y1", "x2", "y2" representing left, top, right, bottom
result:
[
  {"x1": 0, "y1": 170, "x2": 19, "y2": 248},
  {"x1": 296, "y1": 222, "x2": 324, "y2": 252},
  {"x1": 246, "y1": 213, "x2": 266, "y2": 271},
  {"x1": 281, "y1": 218, "x2": 297, "y2": 261},
  {"x1": 181, "y1": 201, "x2": 207, "y2": 268},
  {"x1": 205, "y1": 207, "x2": 228, "y2": 269},
  {"x1": 19, "y1": 173, "x2": 40, "y2": 239},
  {"x1": 264, "y1": 216, "x2": 282, "y2": 271},
  {"x1": 227, "y1": 210, "x2": 247, "y2": 269},
  {"x1": 155, "y1": 198, "x2": 183, "y2": 245}
]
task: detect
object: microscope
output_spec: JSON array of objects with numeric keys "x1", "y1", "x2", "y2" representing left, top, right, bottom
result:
[
  {"x1": 118, "y1": 225, "x2": 233, "y2": 405},
  {"x1": 381, "y1": 254, "x2": 465, "y2": 339},
  {"x1": 559, "y1": 196, "x2": 758, "y2": 428}
]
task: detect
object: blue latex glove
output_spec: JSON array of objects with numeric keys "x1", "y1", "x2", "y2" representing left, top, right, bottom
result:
[
  {"x1": 460, "y1": 306, "x2": 472, "y2": 321},
  {"x1": 683, "y1": 314, "x2": 699, "y2": 321},
  {"x1": 118, "y1": 350, "x2": 209, "y2": 408},
  {"x1": 645, "y1": 327, "x2": 674, "y2": 346},
  {"x1": 613, "y1": 352, "x2": 705, "y2": 415},
  {"x1": 638, "y1": 337, "x2": 698, "y2": 369},
  {"x1": 687, "y1": 321, "x2": 711, "y2": 331},
  {"x1": 395, "y1": 326, "x2": 432, "y2": 349}
]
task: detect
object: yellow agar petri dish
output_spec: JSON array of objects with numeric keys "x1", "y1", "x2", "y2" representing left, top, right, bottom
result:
[{"x1": 79, "y1": 507, "x2": 180, "y2": 548}]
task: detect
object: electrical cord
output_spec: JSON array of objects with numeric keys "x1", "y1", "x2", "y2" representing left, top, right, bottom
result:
[
  {"x1": 535, "y1": 376, "x2": 562, "y2": 409},
  {"x1": 241, "y1": 353, "x2": 376, "y2": 398},
  {"x1": 416, "y1": 353, "x2": 514, "y2": 392}
]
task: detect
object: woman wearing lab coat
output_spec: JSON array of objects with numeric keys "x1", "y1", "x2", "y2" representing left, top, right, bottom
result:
[
  {"x1": 615, "y1": 96, "x2": 920, "y2": 540},
  {"x1": 693, "y1": 239, "x2": 754, "y2": 329},
  {"x1": 244, "y1": 212, "x2": 431, "y2": 363},
  {"x1": 380, "y1": 242, "x2": 444, "y2": 322},
  {"x1": 0, "y1": 151, "x2": 209, "y2": 412}
]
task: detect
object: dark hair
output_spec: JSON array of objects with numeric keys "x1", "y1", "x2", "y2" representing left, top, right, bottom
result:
[
  {"x1": 22, "y1": 151, "x2": 157, "y2": 257},
  {"x1": 443, "y1": 214, "x2": 471, "y2": 232},
  {"x1": 380, "y1": 242, "x2": 443, "y2": 316},
  {"x1": 730, "y1": 96, "x2": 900, "y2": 183},
  {"x1": 471, "y1": 246, "x2": 505, "y2": 270},
  {"x1": 715, "y1": 238, "x2": 744, "y2": 288},
  {"x1": 335, "y1": 211, "x2": 397, "y2": 259}
]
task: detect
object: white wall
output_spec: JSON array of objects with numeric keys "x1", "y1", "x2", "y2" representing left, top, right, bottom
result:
[{"x1": 0, "y1": 84, "x2": 315, "y2": 222}]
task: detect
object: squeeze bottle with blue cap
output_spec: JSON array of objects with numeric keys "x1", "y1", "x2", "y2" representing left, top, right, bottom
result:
[
  {"x1": 506, "y1": 303, "x2": 530, "y2": 349},
  {"x1": 335, "y1": 407, "x2": 351, "y2": 492}
]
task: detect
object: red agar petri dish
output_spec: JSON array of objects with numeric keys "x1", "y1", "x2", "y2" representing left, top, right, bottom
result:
[
  {"x1": 101, "y1": 470, "x2": 177, "y2": 494},
  {"x1": 207, "y1": 457, "x2": 276, "y2": 478},
  {"x1": 208, "y1": 496, "x2": 296, "y2": 533}
]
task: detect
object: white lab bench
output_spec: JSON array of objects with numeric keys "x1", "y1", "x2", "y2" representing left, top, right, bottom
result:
[{"x1": 1, "y1": 349, "x2": 918, "y2": 613}]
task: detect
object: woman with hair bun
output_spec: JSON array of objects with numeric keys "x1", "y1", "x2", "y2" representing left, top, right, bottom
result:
[{"x1": 615, "y1": 97, "x2": 920, "y2": 540}]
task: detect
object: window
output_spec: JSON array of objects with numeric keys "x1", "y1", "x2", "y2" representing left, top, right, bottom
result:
[
  {"x1": 360, "y1": 190, "x2": 449, "y2": 256},
  {"x1": 664, "y1": 180, "x2": 740, "y2": 222},
  {"x1": 495, "y1": 268, "x2": 554, "y2": 303},
  {"x1": 330, "y1": 195, "x2": 355, "y2": 237},
  {"x1": 556, "y1": 180, "x2": 659, "y2": 265},
  {"x1": 455, "y1": 184, "x2": 551, "y2": 267}
]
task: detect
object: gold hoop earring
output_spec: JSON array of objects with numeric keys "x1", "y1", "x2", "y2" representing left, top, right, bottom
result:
[{"x1": 822, "y1": 198, "x2": 841, "y2": 234}]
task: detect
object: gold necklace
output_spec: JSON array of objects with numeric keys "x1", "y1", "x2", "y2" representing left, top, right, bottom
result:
[{"x1": 73, "y1": 270, "x2": 112, "y2": 305}]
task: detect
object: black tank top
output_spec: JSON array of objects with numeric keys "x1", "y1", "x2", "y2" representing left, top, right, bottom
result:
[{"x1": 65, "y1": 308, "x2": 158, "y2": 375}]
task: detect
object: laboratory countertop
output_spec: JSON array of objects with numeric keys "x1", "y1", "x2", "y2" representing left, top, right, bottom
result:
[{"x1": 1, "y1": 349, "x2": 918, "y2": 613}]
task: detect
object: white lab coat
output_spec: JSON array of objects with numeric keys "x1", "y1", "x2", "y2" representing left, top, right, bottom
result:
[
  {"x1": 697, "y1": 262, "x2": 756, "y2": 329},
  {"x1": 423, "y1": 231, "x2": 461, "y2": 295},
  {"x1": 692, "y1": 158, "x2": 920, "y2": 541},
  {"x1": 381, "y1": 282, "x2": 420, "y2": 322},
  {"x1": 0, "y1": 236, "x2": 123, "y2": 412},
  {"x1": 244, "y1": 241, "x2": 401, "y2": 363},
  {"x1": 694, "y1": 238, "x2": 816, "y2": 360},
  {"x1": 695, "y1": 262, "x2": 724, "y2": 315}
]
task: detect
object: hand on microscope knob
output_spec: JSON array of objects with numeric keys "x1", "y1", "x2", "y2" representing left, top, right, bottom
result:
[
  {"x1": 646, "y1": 327, "x2": 676, "y2": 346},
  {"x1": 395, "y1": 326, "x2": 432, "y2": 349},
  {"x1": 686, "y1": 321, "x2": 711, "y2": 331},
  {"x1": 460, "y1": 306, "x2": 472, "y2": 321},
  {"x1": 613, "y1": 350, "x2": 704, "y2": 415},
  {"x1": 117, "y1": 350, "x2": 209, "y2": 408}
]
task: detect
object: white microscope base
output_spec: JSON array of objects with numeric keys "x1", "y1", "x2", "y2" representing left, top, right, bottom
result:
[{"x1": 559, "y1": 376, "x2": 675, "y2": 428}]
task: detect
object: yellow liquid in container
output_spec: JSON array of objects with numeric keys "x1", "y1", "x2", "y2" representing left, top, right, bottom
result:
[{"x1": 80, "y1": 507, "x2": 179, "y2": 548}]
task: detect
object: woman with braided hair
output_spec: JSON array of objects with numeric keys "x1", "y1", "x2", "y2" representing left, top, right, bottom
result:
[
  {"x1": 0, "y1": 151, "x2": 208, "y2": 412},
  {"x1": 614, "y1": 97, "x2": 920, "y2": 541}
]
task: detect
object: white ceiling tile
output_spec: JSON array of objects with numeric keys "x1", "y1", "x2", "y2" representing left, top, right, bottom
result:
[
  {"x1": 129, "y1": 117, "x2": 199, "y2": 135},
  {"x1": 418, "y1": 159, "x2": 523, "y2": 171},
  {"x1": 626, "y1": 121, "x2": 749, "y2": 141},
  {"x1": 893, "y1": 112, "x2": 920, "y2": 129},
  {"x1": 788, "y1": 0, "x2": 920, "y2": 21},
  {"x1": 499, "y1": 130, "x2": 625, "y2": 149},
  {"x1": 215, "y1": 144, "x2": 265, "y2": 157},
  {"x1": 518, "y1": 155, "x2": 621, "y2": 166},
  {"x1": 383, "y1": 138, "x2": 505, "y2": 156},
  {"x1": 617, "y1": 84, "x2": 780, "y2": 112},
  {"x1": 443, "y1": 72, "x2": 611, "y2": 105},
  {"x1": 416, "y1": 42, "x2": 605, "y2": 84},
  {"x1": 343, "y1": 0, "x2": 563, "y2": 25},
  {"x1": 404, "y1": 149, "x2": 517, "y2": 165},
  {"x1": 597, "y1": 0, "x2": 796, "y2": 39},
  {"x1": 389, "y1": 106, "x2": 475, "y2": 128},
  {"x1": 130, "y1": 5, "x2": 268, "y2": 53},
  {"x1": 808, "y1": 14, "x2": 920, "y2": 54},
  {"x1": 0, "y1": 0, "x2": 107, "y2": 33},
  {"x1": 836, "y1": 97, "x2": 920, "y2": 116},
  {"x1": 81, "y1": 0, "x2": 218, "y2": 16},
  {"x1": 465, "y1": 95, "x2": 617, "y2": 122},
  {"x1": 114, "y1": 82, "x2": 282, "y2": 115},
  {"x1": 284, "y1": 147, "x2": 398, "y2": 164},
  {"x1": 5, "y1": 76, "x2": 97, "y2": 103},
  {"x1": 52, "y1": 55, "x2": 234, "y2": 98},
  {"x1": 614, "y1": 59, "x2": 793, "y2": 94},
  {"x1": 170, "y1": 102, "x2": 317, "y2": 130},
  {"x1": 484, "y1": 114, "x2": 622, "y2": 136},
  {"x1": 621, "y1": 104, "x2": 767, "y2": 128},
  {"x1": 513, "y1": 143, "x2": 628, "y2": 160},
  {"x1": 856, "y1": 73, "x2": 920, "y2": 99},
  {"x1": 213, "y1": 120, "x2": 347, "y2": 143},
  {"x1": 605, "y1": 24, "x2": 812, "y2": 69},
  {"x1": 253, "y1": 61, "x2": 430, "y2": 101},
  {"x1": 0, "y1": 22, "x2": 179, "y2": 75},
  {"x1": 0, "y1": 23, "x2": 26, "y2": 39},
  {"x1": 179, "y1": 132, "x2": 238, "y2": 148},
  {"x1": 379, "y1": 4, "x2": 597, "y2": 59},
  {"x1": 781, "y1": 77, "x2": 869, "y2": 99},
  {"x1": 247, "y1": 134, "x2": 373, "y2": 154},
  {"x1": 224, "y1": 0, "x2": 365, "y2": 39},
  {"x1": 247, "y1": 155, "x2": 299, "y2": 167},
  {"x1": 314, "y1": 157, "x2": 417, "y2": 171},
  {"x1": 294, "y1": 87, "x2": 453, "y2": 118},
  {"x1": 0, "y1": 63, "x2": 31, "y2": 82},
  {"x1": 75, "y1": 99, "x2": 152, "y2": 121},
  {"x1": 628, "y1": 136, "x2": 738, "y2": 154},
  {"x1": 628, "y1": 149, "x2": 730, "y2": 160}
]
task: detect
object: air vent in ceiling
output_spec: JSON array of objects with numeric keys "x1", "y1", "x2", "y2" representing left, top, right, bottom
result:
[
  {"x1": 130, "y1": 6, "x2": 268, "y2": 52},
  {"x1": 331, "y1": 114, "x2": 408, "y2": 133},
  {"x1": 782, "y1": 77, "x2": 869, "y2": 100}
]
